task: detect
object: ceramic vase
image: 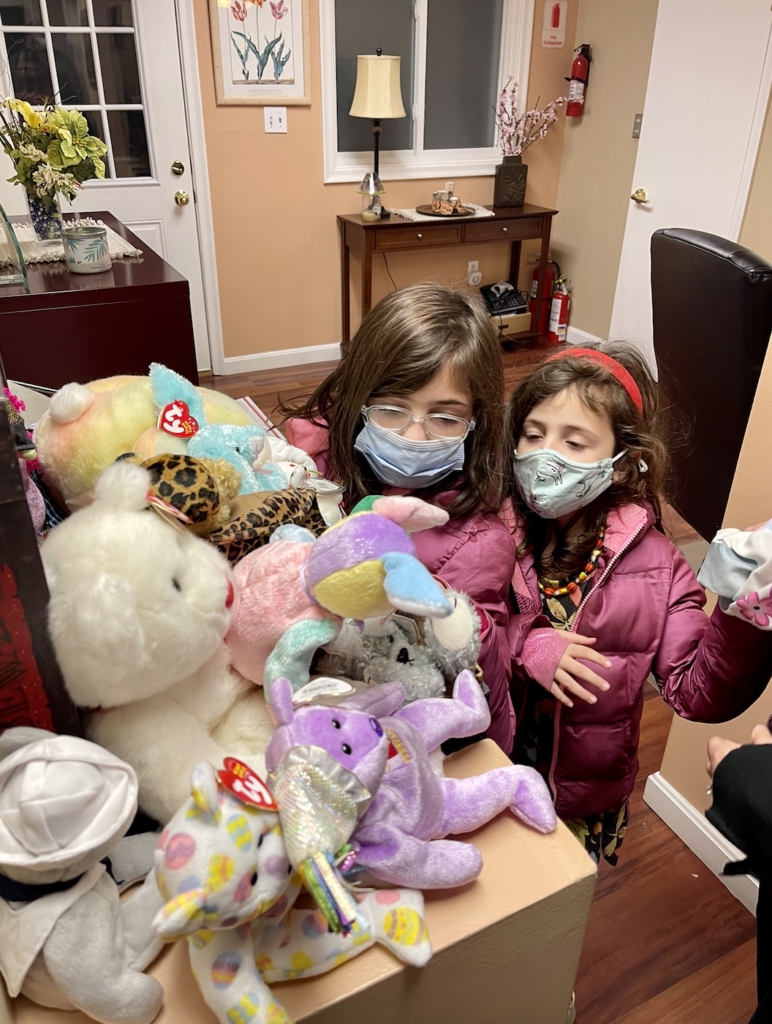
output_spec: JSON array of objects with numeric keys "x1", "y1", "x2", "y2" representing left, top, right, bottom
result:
[
  {"x1": 26, "y1": 191, "x2": 63, "y2": 241},
  {"x1": 493, "y1": 155, "x2": 528, "y2": 208}
]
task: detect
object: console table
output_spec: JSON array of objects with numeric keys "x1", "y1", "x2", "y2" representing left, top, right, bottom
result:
[
  {"x1": 337, "y1": 204, "x2": 558, "y2": 344},
  {"x1": 0, "y1": 212, "x2": 198, "y2": 389}
]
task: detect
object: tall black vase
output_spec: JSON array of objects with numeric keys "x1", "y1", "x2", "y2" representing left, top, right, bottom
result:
[{"x1": 493, "y1": 155, "x2": 528, "y2": 208}]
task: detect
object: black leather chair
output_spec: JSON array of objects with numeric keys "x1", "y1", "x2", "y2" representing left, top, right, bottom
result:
[{"x1": 651, "y1": 228, "x2": 772, "y2": 540}]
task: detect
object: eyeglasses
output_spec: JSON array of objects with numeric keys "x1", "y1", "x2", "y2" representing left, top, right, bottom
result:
[{"x1": 362, "y1": 405, "x2": 475, "y2": 440}]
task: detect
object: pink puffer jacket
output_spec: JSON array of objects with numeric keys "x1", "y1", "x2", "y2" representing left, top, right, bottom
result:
[
  {"x1": 508, "y1": 502, "x2": 772, "y2": 820},
  {"x1": 286, "y1": 417, "x2": 517, "y2": 752}
]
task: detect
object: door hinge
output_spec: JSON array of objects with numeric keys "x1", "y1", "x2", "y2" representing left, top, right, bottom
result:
[
  {"x1": 414, "y1": 1, "x2": 419, "y2": 18},
  {"x1": 632, "y1": 113, "x2": 643, "y2": 139},
  {"x1": 412, "y1": 102, "x2": 418, "y2": 122}
]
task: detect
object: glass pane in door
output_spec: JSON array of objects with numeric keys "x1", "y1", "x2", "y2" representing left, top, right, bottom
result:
[
  {"x1": 92, "y1": 0, "x2": 132, "y2": 27},
  {"x1": 424, "y1": 0, "x2": 503, "y2": 150},
  {"x1": 46, "y1": 0, "x2": 88, "y2": 26},
  {"x1": 97, "y1": 33, "x2": 141, "y2": 104},
  {"x1": 0, "y1": 0, "x2": 42, "y2": 27},
  {"x1": 107, "y1": 109, "x2": 150, "y2": 177},
  {"x1": 52, "y1": 32, "x2": 98, "y2": 104},
  {"x1": 4, "y1": 32, "x2": 54, "y2": 103}
]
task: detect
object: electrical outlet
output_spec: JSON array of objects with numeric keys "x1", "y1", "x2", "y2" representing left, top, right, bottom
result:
[
  {"x1": 468, "y1": 271, "x2": 483, "y2": 288},
  {"x1": 467, "y1": 260, "x2": 480, "y2": 286},
  {"x1": 264, "y1": 107, "x2": 287, "y2": 133}
]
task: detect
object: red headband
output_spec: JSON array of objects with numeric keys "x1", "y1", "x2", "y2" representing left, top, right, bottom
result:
[{"x1": 545, "y1": 348, "x2": 644, "y2": 415}]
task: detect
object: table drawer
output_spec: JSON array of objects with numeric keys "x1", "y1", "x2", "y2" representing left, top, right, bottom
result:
[
  {"x1": 462, "y1": 218, "x2": 542, "y2": 243},
  {"x1": 375, "y1": 224, "x2": 462, "y2": 250}
]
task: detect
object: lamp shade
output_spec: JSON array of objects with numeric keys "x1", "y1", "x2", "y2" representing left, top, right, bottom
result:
[{"x1": 349, "y1": 54, "x2": 406, "y2": 120}]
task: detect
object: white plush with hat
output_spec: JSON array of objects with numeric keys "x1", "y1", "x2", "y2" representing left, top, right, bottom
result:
[
  {"x1": 41, "y1": 461, "x2": 273, "y2": 825},
  {"x1": 0, "y1": 728, "x2": 165, "y2": 1023}
]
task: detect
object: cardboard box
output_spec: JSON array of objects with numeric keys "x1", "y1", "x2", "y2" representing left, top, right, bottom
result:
[
  {"x1": 12, "y1": 741, "x2": 596, "y2": 1024},
  {"x1": 490, "y1": 310, "x2": 533, "y2": 338}
]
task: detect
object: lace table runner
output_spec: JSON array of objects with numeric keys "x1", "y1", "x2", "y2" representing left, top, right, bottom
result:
[
  {"x1": 388, "y1": 204, "x2": 496, "y2": 223},
  {"x1": 0, "y1": 217, "x2": 143, "y2": 267}
]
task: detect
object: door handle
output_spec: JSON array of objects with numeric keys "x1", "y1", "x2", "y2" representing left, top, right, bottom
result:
[
  {"x1": 631, "y1": 188, "x2": 649, "y2": 204},
  {"x1": 175, "y1": 190, "x2": 191, "y2": 207}
]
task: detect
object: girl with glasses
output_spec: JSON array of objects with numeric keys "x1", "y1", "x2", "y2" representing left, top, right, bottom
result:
[{"x1": 283, "y1": 283, "x2": 519, "y2": 752}]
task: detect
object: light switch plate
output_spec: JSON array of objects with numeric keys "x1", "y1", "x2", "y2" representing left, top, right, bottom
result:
[{"x1": 264, "y1": 107, "x2": 287, "y2": 133}]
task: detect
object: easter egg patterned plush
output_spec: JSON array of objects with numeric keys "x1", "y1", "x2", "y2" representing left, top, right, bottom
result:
[
  {"x1": 383, "y1": 907, "x2": 427, "y2": 947},
  {"x1": 226, "y1": 990, "x2": 261, "y2": 1024},
  {"x1": 211, "y1": 950, "x2": 241, "y2": 989},
  {"x1": 208, "y1": 854, "x2": 234, "y2": 891},
  {"x1": 226, "y1": 814, "x2": 253, "y2": 851},
  {"x1": 165, "y1": 832, "x2": 196, "y2": 871},
  {"x1": 301, "y1": 910, "x2": 330, "y2": 939}
]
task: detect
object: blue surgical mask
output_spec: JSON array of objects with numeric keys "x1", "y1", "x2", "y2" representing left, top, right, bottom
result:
[
  {"x1": 354, "y1": 422, "x2": 467, "y2": 489},
  {"x1": 514, "y1": 447, "x2": 626, "y2": 519}
]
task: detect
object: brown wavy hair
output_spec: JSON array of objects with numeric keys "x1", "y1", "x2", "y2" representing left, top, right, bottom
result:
[
  {"x1": 280, "y1": 283, "x2": 505, "y2": 518},
  {"x1": 505, "y1": 341, "x2": 672, "y2": 579}
]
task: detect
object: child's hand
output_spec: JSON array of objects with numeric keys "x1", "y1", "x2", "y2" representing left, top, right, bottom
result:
[{"x1": 551, "y1": 635, "x2": 611, "y2": 708}]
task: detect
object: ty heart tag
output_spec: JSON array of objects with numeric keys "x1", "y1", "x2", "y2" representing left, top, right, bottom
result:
[
  {"x1": 158, "y1": 400, "x2": 199, "y2": 438},
  {"x1": 217, "y1": 757, "x2": 277, "y2": 811}
]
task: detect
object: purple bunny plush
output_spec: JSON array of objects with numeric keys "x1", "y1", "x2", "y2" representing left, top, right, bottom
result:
[{"x1": 266, "y1": 672, "x2": 556, "y2": 890}]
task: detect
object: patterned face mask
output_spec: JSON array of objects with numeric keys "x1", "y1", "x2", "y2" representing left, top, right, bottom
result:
[{"x1": 513, "y1": 447, "x2": 626, "y2": 519}]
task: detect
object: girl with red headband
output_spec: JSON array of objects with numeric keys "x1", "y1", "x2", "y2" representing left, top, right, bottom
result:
[{"x1": 505, "y1": 342, "x2": 772, "y2": 865}]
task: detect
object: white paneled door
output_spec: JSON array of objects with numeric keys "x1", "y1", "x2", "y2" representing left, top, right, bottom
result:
[
  {"x1": 609, "y1": 0, "x2": 772, "y2": 370},
  {"x1": 0, "y1": 0, "x2": 212, "y2": 370}
]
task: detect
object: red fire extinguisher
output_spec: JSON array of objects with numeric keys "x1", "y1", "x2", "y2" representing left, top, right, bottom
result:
[
  {"x1": 566, "y1": 44, "x2": 591, "y2": 118},
  {"x1": 530, "y1": 260, "x2": 560, "y2": 336},
  {"x1": 548, "y1": 279, "x2": 570, "y2": 345}
]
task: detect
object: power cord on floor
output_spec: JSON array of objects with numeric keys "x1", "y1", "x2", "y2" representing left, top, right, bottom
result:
[{"x1": 382, "y1": 252, "x2": 398, "y2": 293}]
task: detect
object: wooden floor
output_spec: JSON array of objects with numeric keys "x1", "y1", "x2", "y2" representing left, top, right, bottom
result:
[{"x1": 204, "y1": 351, "x2": 758, "y2": 1023}]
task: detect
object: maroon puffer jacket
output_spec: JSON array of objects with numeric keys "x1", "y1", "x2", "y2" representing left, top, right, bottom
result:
[{"x1": 507, "y1": 502, "x2": 772, "y2": 820}]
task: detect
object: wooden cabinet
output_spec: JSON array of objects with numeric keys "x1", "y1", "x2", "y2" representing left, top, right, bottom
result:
[
  {"x1": 0, "y1": 212, "x2": 198, "y2": 389},
  {"x1": 338, "y1": 204, "x2": 558, "y2": 344}
]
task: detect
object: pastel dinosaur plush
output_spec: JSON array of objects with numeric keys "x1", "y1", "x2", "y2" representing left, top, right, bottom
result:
[
  {"x1": 153, "y1": 760, "x2": 431, "y2": 1024},
  {"x1": 226, "y1": 495, "x2": 453, "y2": 695},
  {"x1": 266, "y1": 671, "x2": 557, "y2": 889},
  {"x1": 34, "y1": 367, "x2": 256, "y2": 511}
]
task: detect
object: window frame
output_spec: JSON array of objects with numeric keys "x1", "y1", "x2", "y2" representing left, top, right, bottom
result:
[{"x1": 319, "y1": 0, "x2": 534, "y2": 184}]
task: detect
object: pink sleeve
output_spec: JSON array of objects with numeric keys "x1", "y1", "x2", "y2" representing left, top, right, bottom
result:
[
  {"x1": 423, "y1": 519, "x2": 516, "y2": 754},
  {"x1": 655, "y1": 547, "x2": 772, "y2": 722},
  {"x1": 285, "y1": 417, "x2": 332, "y2": 479}
]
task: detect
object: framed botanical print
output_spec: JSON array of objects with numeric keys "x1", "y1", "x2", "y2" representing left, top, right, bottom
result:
[{"x1": 209, "y1": 0, "x2": 311, "y2": 106}]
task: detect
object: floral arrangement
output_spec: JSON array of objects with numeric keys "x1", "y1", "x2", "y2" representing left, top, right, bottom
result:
[
  {"x1": 230, "y1": 0, "x2": 292, "y2": 84},
  {"x1": 495, "y1": 78, "x2": 566, "y2": 158},
  {"x1": 0, "y1": 100, "x2": 108, "y2": 209}
]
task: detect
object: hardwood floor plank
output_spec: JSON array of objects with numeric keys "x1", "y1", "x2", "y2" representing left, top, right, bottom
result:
[{"x1": 609, "y1": 939, "x2": 757, "y2": 1024}]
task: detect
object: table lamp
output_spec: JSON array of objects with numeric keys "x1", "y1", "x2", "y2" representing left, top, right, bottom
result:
[{"x1": 349, "y1": 49, "x2": 406, "y2": 220}]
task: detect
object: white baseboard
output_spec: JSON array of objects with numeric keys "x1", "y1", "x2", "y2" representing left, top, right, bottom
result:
[
  {"x1": 644, "y1": 772, "x2": 758, "y2": 915},
  {"x1": 218, "y1": 343, "x2": 342, "y2": 376},
  {"x1": 566, "y1": 326, "x2": 602, "y2": 347}
]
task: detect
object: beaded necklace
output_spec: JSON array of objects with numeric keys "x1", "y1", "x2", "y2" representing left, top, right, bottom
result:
[{"x1": 538, "y1": 525, "x2": 606, "y2": 597}]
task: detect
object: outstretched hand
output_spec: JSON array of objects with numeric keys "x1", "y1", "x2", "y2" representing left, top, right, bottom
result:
[
  {"x1": 707, "y1": 724, "x2": 772, "y2": 779},
  {"x1": 551, "y1": 634, "x2": 611, "y2": 708}
]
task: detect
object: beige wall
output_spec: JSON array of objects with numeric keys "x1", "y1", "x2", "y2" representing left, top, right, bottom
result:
[
  {"x1": 550, "y1": 0, "x2": 659, "y2": 341},
  {"x1": 193, "y1": 0, "x2": 579, "y2": 359},
  {"x1": 659, "y1": 88, "x2": 772, "y2": 813}
]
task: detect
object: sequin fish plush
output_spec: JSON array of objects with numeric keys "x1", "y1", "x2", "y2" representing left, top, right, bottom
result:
[
  {"x1": 226, "y1": 495, "x2": 453, "y2": 693},
  {"x1": 267, "y1": 671, "x2": 558, "y2": 890},
  {"x1": 153, "y1": 759, "x2": 432, "y2": 1024}
]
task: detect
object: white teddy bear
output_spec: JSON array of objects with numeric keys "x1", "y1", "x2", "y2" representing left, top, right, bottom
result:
[{"x1": 41, "y1": 461, "x2": 273, "y2": 825}]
